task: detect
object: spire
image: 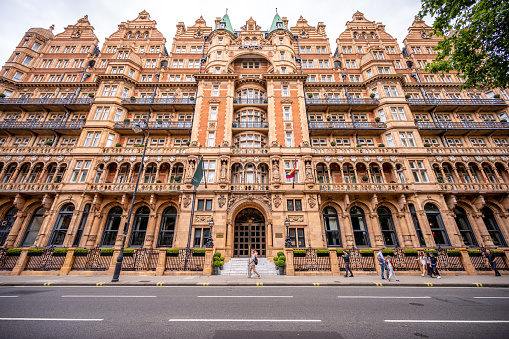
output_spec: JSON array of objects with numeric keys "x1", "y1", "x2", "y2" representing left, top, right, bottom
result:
[
  {"x1": 215, "y1": 12, "x2": 234, "y2": 35},
  {"x1": 268, "y1": 12, "x2": 288, "y2": 34}
]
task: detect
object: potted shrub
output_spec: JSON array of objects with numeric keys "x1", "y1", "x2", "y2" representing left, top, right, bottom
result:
[
  {"x1": 494, "y1": 94, "x2": 500, "y2": 98},
  {"x1": 45, "y1": 140, "x2": 53, "y2": 146},
  {"x1": 275, "y1": 258, "x2": 285, "y2": 275},
  {"x1": 156, "y1": 180, "x2": 162, "y2": 183},
  {"x1": 88, "y1": 93, "x2": 94, "y2": 98},
  {"x1": 375, "y1": 117, "x2": 381, "y2": 122},
  {"x1": 174, "y1": 176, "x2": 182, "y2": 183},
  {"x1": 378, "y1": 143, "x2": 385, "y2": 147},
  {"x1": 52, "y1": 248, "x2": 68, "y2": 257},
  {"x1": 124, "y1": 118, "x2": 130, "y2": 122},
  {"x1": 500, "y1": 119, "x2": 508, "y2": 123},
  {"x1": 331, "y1": 141, "x2": 336, "y2": 146},
  {"x1": 360, "y1": 249, "x2": 374, "y2": 257},
  {"x1": 27, "y1": 249, "x2": 44, "y2": 256},
  {"x1": 0, "y1": 93, "x2": 6, "y2": 98},
  {"x1": 414, "y1": 118, "x2": 419, "y2": 123},
  {"x1": 189, "y1": 96, "x2": 195, "y2": 102},
  {"x1": 362, "y1": 175, "x2": 369, "y2": 182},
  {"x1": 212, "y1": 260, "x2": 221, "y2": 275},
  {"x1": 437, "y1": 177, "x2": 444, "y2": 183},
  {"x1": 382, "y1": 249, "x2": 394, "y2": 256},
  {"x1": 100, "y1": 248, "x2": 114, "y2": 256},
  {"x1": 231, "y1": 145, "x2": 236, "y2": 148},
  {"x1": 370, "y1": 93, "x2": 376, "y2": 98},
  {"x1": 390, "y1": 180, "x2": 396, "y2": 183},
  {"x1": 166, "y1": 249, "x2": 180, "y2": 257},
  {"x1": 327, "y1": 116, "x2": 331, "y2": 121},
  {"x1": 424, "y1": 249, "x2": 437, "y2": 255},
  {"x1": 233, "y1": 98, "x2": 238, "y2": 103},
  {"x1": 356, "y1": 144, "x2": 362, "y2": 147},
  {"x1": 6, "y1": 248, "x2": 22, "y2": 256},
  {"x1": 123, "y1": 249, "x2": 134, "y2": 257},
  {"x1": 130, "y1": 96, "x2": 136, "y2": 102},
  {"x1": 193, "y1": 249, "x2": 206, "y2": 256},
  {"x1": 293, "y1": 249, "x2": 306, "y2": 257},
  {"x1": 186, "y1": 141, "x2": 191, "y2": 146},
  {"x1": 447, "y1": 249, "x2": 461, "y2": 257},
  {"x1": 336, "y1": 249, "x2": 349, "y2": 256},
  {"x1": 81, "y1": 118, "x2": 87, "y2": 122},
  {"x1": 277, "y1": 251, "x2": 284, "y2": 258},
  {"x1": 307, "y1": 93, "x2": 313, "y2": 98},
  {"x1": 424, "y1": 142, "x2": 431, "y2": 147},
  {"x1": 74, "y1": 249, "x2": 89, "y2": 257},
  {"x1": 405, "y1": 94, "x2": 411, "y2": 99},
  {"x1": 316, "y1": 249, "x2": 329, "y2": 257},
  {"x1": 467, "y1": 249, "x2": 482, "y2": 256},
  {"x1": 490, "y1": 249, "x2": 505, "y2": 257},
  {"x1": 403, "y1": 249, "x2": 418, "y2": 256},
  {"x1": 115, "y1": 143, "x2": 122, "y2": 147}
]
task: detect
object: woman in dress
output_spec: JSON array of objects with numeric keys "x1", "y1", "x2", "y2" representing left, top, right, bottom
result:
[
  {"x1": 386, "y1": 256, "x2": 399, "y2": 282},
  {"x1": 418, "y1": 251, "x2": 427, "y2": 277}
]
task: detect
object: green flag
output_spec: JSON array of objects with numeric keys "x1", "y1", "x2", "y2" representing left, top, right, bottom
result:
[{"x1": 191, "y1": 157, "x2": 203, "y2": 188}]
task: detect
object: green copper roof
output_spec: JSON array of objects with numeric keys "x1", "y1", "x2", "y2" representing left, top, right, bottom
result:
[
  {"x1": 268, "y1": 13, "x2": 288, "y2": 34},
  {"x1": 215, "y1": 14, "x2": 235, "y2": 35}
]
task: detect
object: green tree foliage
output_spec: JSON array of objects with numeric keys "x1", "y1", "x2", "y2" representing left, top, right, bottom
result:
[{"x1": 419, "y1": 0, "x2": 509, "y2": 89}]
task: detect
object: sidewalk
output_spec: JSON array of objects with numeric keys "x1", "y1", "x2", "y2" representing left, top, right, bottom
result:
[{"x1": 1, "y1": 273, "x2": 508, "y2": 287}]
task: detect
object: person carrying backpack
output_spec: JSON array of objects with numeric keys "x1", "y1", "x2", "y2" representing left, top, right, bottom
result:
[
  {"x1": 343, "y1": 250, "x2": 353, "y2": 277},
  {"x1": 485, "y1": 250, "x2": 501, "y2": 276},
  {"x1": 430, "y1": 253, "x2": 441, "y2": 279},
  {"x1": 248, "y1": 250, "x2": 260, "y2": 279},
  {"x1": 377, "y1": 249, "x2": 389, "y2": 280}
]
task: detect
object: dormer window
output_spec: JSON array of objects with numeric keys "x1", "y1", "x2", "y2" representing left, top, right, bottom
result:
[{"x1": 220, "y1": 22, "x2": 225, "y2": 29}]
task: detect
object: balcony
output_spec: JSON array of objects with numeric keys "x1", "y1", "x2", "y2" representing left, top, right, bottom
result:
[
  {"x1": 0, "y1": 120, "x2": 84, "y2": 132},
  {"x1": 232, "y1": 121, "x2": 269, "y2": 131},
  {"x1": 0, "y1": 98, "x2": 93, "y2": 111},
  {"x1": 233, "y1": 98, "x2": 268, "y2": 108},
  {"x1": 308, "y1": 121, "x2": 387, "y2": 135},
  {"x1": 306, "y1": 98, "x2": 379, "y2": 112},
  {"x1": 120, "y1": 98, "x2": 195, "y2": 111},
  {"x1": 113, "y1": 121, "x2": 192, "y2": 134},
  {"x1": 88, "y1": 183, "x2": 182, "y2": 194},
  {"x1": 319, "y1": 183, "x2": 412, "y2": 193},
  {"x1": 416, "y1": 121, "x2": 509, "y2": 136},
  {"x1": 0, "y1": 182, "x2": 63, "y2": 193},
  {"x1": 408, "y1": 98, "x2": 507, "y2": 112},
  {"x1": 439, "y1": 182, "x2": 509, "y2": 193}
]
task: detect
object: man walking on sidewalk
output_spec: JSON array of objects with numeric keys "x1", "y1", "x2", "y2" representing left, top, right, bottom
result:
[
  {"x1": 343, "y1": 250, "x2": 353, "y2": 277},
  {"x1": 486, "y1": 249, "x2": 502, "y2": 276},
  {"x1": 248, "y1": 250, "x2": 260, "y2": 279},
  {"x1": 377, "y1": 249, "x2": 389, "y2": 280}
]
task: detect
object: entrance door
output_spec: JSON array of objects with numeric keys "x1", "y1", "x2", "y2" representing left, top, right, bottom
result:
[{"x1": 234, "y1": 208, "x2": 265, "y2": 257}]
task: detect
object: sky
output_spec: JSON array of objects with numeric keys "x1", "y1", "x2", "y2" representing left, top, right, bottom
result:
[{"x1": 0, "y1": 0, "x2": 432, "y2": 64}]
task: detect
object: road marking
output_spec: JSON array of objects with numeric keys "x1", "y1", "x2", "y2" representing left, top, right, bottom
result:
[
  {"x1": 474, "y1": 283, "x2": 483, "y2": 287},
  {"x1": 385, "y1": 320, "x2": 509, "y2": 323},
  {"x1": 202, "y1": 283, "x2": 209, "y2": 286},
  {"x1": 96, "y1": 282, "x2": 105, "y2": 286},
  {"x1": 256, "y1": 282, "x2": 263, "y2": 286},
  {"x1": 374, "y1": 282, "x2": 382, "y2": 286},
  {"x1": 313, "y1": 283, "x2": 320, "y2": 286},
  {"x1": 61, "y1": 295, "x2": 157, "y2": 298},
  {"x1": 338, "y1": 296, "x2": 431, "y2": 299},
  {"x1": 156, "y1": 282, "x2": 164, "y2": 286},
  {"x1": 0, "y1": 318, "x2": 103, "y2": 321},
  {"x1": 0, "y1": 296, "x2": 19, "y2": 298},
  {"x1": 169, "y1": 319, "x2": 321, "y2": 323},
  {"x1": 426, "y1": 283, "x2": 433, "y2": 287},
  {"x1": 43, "y1": 282, "x2": 53, "y2": 286},
  {"x1": 197, "y1": 296, "x2": 293, "y2": 298},
  {"x1": 473, "y1": 297, "x2": 509, "y2": 299}
]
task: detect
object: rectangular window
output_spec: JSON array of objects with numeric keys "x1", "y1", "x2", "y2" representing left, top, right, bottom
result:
[
  {"x1": 284, "y1": 160, "x2": 299, "y2": 183},
  {"x1": 386, "y1": 134, "x2": 395, "y2": 147},
  {"x1": 22, "y1": 56, "x2": 33, "y2": 67},
  {"x1": 200, "y1": 160, "x2": 216, "y2": 183},
  {"x1": 212, "y1": 86, "x2": 219, "y2": 97},
  {"x1": 70, "y1": 160, "x2": 91, "y2": 183},
  {"x1": 31, "y1": 42, "x2": 41, "y2": 52},
  {"x1": 207, "y1": 132, "x2": 215, "y2": 147},
  {"x1": 217, "y1": 52, "x2": 222, "y2": 60},
  {"x1": 287, "y1": 199, "x2": 302, "y2": 211},
  {"x1": 284, "y1": 107, "x2": 291, "y2": 121},
  {"x1": 282, "y1": 86, "x2": 289, "y2": 97},
  {"x1": 286, "y1": 132, "x2": 293, "y2": 147},
  {"x1": 280, "y1": 52, "x2": 285, "y2": 60},
  {"x1": 12, "y1": 72, "x2": 23, "y2": 82},
  {"x1": 197, "y1": 199, "x2": 213, "y2": 211},
  {"x1": 400, "y1": 132, "x2": 416, "y2": 147},
  {"x1": 409, "y1": 161, "x2": 429, "y2": 183},
  {"x1": 210, "y1": 107, "x2": 217, "y2": 120},
  {"x1": 105, "y1": 134, "x2": 114, "y2": 147},
  {"x1": 378, "y1": 109, "x2": 386, "y2": 122}
]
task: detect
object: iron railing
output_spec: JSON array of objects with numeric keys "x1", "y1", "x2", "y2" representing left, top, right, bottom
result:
[
  {"x1": 468, "y1": 249, "x2": 508, "y2": 271},
  {"x1": 233, "y1": 99, "x2": 268, "y2": 105},
  {"x1": 0, "y1": 249, "x2": 19, "y2": 270},
  {"x1": 232, "y1": 122, "x2": 269, "y2": 129},
  {"x1": 337, "y1": 247, "x2": 376, "y2": 271},
  {"x1": 293, "y1": 248, "x2": 331, "y2": 271},
  {"x1": 72, "y1": 248, "x2": 111, "y2": 271},
  {"x1": 113, "y1": 121, "x2": 192, "y2": 129},
  {"x1": 416, "y1": 121, "x2": 509, "y2": 130},
  {"x1": 306, "y1": 98, "x2": 379, "y2": 105},
  {"x1": 0, "y1": 98, "x2": 93, "y2": 105},
  {"x1": 24, "y1": 248, "x2": 66, "y2": 271},
  {"x1": 408, "y1": 98, "x2": 506, "y2": 106},
  {"x1": 309, "y1": 121, "x2": 386, "y2": 130},
  {"x1": 390, "y1": 248, "x2": 420, "y2": 271},
  {"x1": 121, "y1": 249, "x2": 159, "y2": 271},
  {"x1": 121, "y1": 98, "x2": 195, "y2": 105},
  {"x1": 0, "y1": 121, "x2": 85, "y2": 129},
  {"x1": 435, "y1": 247, "x2": 465, "y2": 271},
  {"x1": 165, "y1": 249, "x2": 205, "y2": 271}
]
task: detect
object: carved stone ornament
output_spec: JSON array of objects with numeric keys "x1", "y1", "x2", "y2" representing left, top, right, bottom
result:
[
  {"x1": 363, "y1": 156, "x2": 370, "y2": 162},
  {"x1": 301, "y1": 141, "x2": 310, "y2": 147},
  {"x1": 350, "y1": 157, "x2": 357, "y2": 162},
  {"x1": 308, "y1": 196, "x2": 317, "y2": 208},
  {"x1": 156, "y1": 156, "x2": 162, "y2": 162},
  {"x1": 30, "y1": 156, "x2": 37, "y2": 162},
  {"x1": 254, "y1": 157, "x2": 260, "y2": 163},
  {"x1": 130, "y1": 156, "x2": 136, "y2": 162},
  {"x1": 390, "y1": 156, "x2": 397, "y2": 162},
  {"x1": 57, "y1": 156, "x2": 63, "y2": 162},
  {"x1": 462, "y1": 156, "x2": 469, "y2": 162},
  {"x1": 71, "y1": 29, "x2": 82, "y2": 38},
  {"x1": 502, "y1": 156, "x2": 508, "y2": 162},
  {"x1": 17, "y1": 156, "x2": 25, "y2": 162},
  {"x1": 436, "y1": 156, "x2": 443, "y2": 162},
  {"x1": 337, "y1": 157, "x2": 344, "y2": 163},
  {"x1": 103, "y1": 156, "x2": 110, "y2": 162},
  {"x1": 169, "y1": 156, "x2": 176, "y2": 162},
  {"x1": 241, "y1": 157, "x2": 247, "y2": 163},
  {"x1": 475, "y1": 156, "x2": 483, "y2": 162},
  {"x1": 325, "y1": 156, "x2": 331, "y2": 162},
  {"x1": 195, "y1": 215, "x2": 211, "y2": 223},
  {"x1": 183, "y1": 195, "x2": 192, "y2": 208},
  {"x1": 288, "y1": 215, "x2": 304, "y2": 222},
  {"x1": 116, "y1": 156, "x2": 123, "y2": 162},
  {"x1": 218, "y1": 195, "x2": 226, "y2": 208},
  {"x1": 271, "y1": 141, "x2": 279, "y2": 147},
  {"x1": 377, "y1": 156, "x2": 383, "y2": 162},
  {"x1": 488, "y1": 156, "x2": 496, "y2": 162},
  {"x1": 44, "y1": 156, "x2": 50, "y2": 162},
  {"x1": 273, "y1": 195, "x2": 282, "y2": 208},
  {"x1": 143, "y1": 156, "x2": 149, "y2": 162}
]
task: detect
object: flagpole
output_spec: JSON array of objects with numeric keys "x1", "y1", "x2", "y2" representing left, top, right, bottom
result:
[
  {"x1": 184, "y1": 156, "x2": 202, "y2": 270},
  {"x1": 292, "y1": 155, "x2": 297, "y2": 189}
]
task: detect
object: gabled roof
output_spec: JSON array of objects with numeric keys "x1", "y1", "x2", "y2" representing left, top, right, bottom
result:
[
  {"x1": 268, "y1": 13, "x2": 288, "y2": 34},
  {"x1": 215, "y1": 14, "x2": 235, "y2": 35}
]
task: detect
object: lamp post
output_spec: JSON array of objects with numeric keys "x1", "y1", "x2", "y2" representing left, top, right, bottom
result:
[
  {"x1": 206, "y1": 217, "x2": 214, "y2": 248},
  {"x1": 284, "y1": 216, "x2": 292, "y2": 248},
  {"x1": 112, "y1": 73, "x2": 159, "y2": 282}
]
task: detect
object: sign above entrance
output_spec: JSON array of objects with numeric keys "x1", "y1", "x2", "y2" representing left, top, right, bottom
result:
[{"x1": 238, "y1": 46, "x2": 263, "y2": 50}]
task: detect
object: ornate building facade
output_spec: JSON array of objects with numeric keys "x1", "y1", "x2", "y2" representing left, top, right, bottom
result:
[{"x1": 0, "y1": 11, "x2": 508, "y2": 274}]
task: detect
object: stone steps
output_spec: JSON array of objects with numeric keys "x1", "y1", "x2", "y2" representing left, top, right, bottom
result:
[{"x1": 220, "y1": 258, "x2": 279, "y2": 276}]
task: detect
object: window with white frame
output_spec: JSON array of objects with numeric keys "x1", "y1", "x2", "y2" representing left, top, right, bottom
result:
[
  {"x1": 470, "y1": 138, "x2": 486, "y2": 147},
  {"x1": 390, "y1": 107, "x2": 406, "y2": 121},
  {"x1": 349, "y1": 75, "x2": 361, "y2": 82},
  {"x1": 201, "y1": 160, "x2": 216, "y2": 183},
  {"x1": 284, "y1": 107, "x2": 291, "y2": 121},
  {"x1": 12, "y1": 72, "x2": 23, "y2": 82},
  {"x1": 84, "y1": 132, "x2": 101, "y2": 147},
  {"x1": 409, "y1": 161, "x2": 429, "y2": 183},
  {"x1": 70, "y1": 160, "x2": 91, "y2": 183},
  {"x1": 378, "y1": 108, "x2": 386, "y2": 122},
  {"x1": 286, "y1": 132, "x2": 293, "y2": 147},
  {"x1": 174, "y1": 138, "x2": 189, "y2": 147},
  {"x1": 312, "y1": 138, "x2": 327, "y2": 147},
  {"x1": 105, "y1": 134, "x2": 115, "y2": 147},
  {"x1": 282, "y1": 86, "x2": 289, "y2": 97},
  {"x1": 209, "y1": 106, "x2": 217, "y2": 120},
  {"x1": 212, "y1": 86, "x2": 219, "y2": 97},
  {"x1": 93, "y1": 107, "x2": 110, "y2": 120},
  {"x1": 446, "y1": 138, "x2": 463, "y2": 147},
  {"x1": 386, "y1": 134, "x2": 395, "y2": 147},
  {"x1": 149, "y1": 138, "x2": 165, "y2": 147},
  {"x1": 126, "y1": 137, "x2": 143, "y2": 147},
  {"x1": 493, "y1": 138, "x2": 508, "y2": 147},
  {"x1": 423, "y1": 138, "x2": 440, "y2": 147},
  {"x1": 358, "y1": 138, "x2": 374, "y2": 147},
  {"x1": 207, "y1": 132, "x2": 215, "y2": 147},
  {"x1": 280, "y1": 52, "x2": 285, "y2": 60},
  {"x1": 400, "y1": 132, "x2": 416, "y2": 147},
  {"x1": 335, "y1": 138, "x2": 351, "y2": 147},
  {"x1": 284, "y1": 160, "x2": 299, "y2": 183},
  {"x1": 113, "y1": 109, "x2": 123, "y2": 122}
]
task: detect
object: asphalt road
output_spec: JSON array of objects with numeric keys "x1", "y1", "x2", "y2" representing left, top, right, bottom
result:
[{"x1": 0, "y1": 286, "x2": 508, "y2": 339}]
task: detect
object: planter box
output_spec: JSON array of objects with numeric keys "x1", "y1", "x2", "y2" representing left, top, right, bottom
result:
[
  {"x1": 52, "y1": 252, "x2": 68, "y2": 257},
  {"x1": 447, "y1": 252, "x2": 462, "y2": 257},
  {"x1": 123, "y1": 253, "x2": 134, "y2": 257},
  {"x1": 166, "y1": 252, "x2": 179, "y2": 257},
  {"x1": 316, "y1": 252, "x2": 329, "y2": 257},
  {"x1": 100, "y1": 252, "x2": 114, "y2": 257},
  {"x1": 192, "y1": 252, "x2": 205, "y2": 257},
  {"x1": 74, "y1": 252, "x2": 88, "y2": 257},
  {"x1": 468, "y1": 252, "x2": 482, "y2": 257},
  {"x1": 278, "y1": 266, "x2": 285, "y2": 275},
  {"x1": 6, "y1": 252, "x2": 21, "y2": 257},
  {"x1": 293, "y1": 252, "x2": 306, "y2": 257},
  {"x1": 27, "y1": 252, "x2": 43, "y2": 257},
  {"x1": 404, "y1": 252, "x2": 418, "y2": 257}
]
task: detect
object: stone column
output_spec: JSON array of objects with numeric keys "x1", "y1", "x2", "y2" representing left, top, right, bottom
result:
[
  {"x1": 85, "y1": 212, "x2": 104, "y2": 247},
  {"x1": 59, "y1": 249, "x2": 76, "y2": 276},
  {"x1": 329, "y1": 249, "x2": 341, "y2": 275},
  {"x1": 203, "y1": 247, "x2": 214, "y2": 276},
  {"x1": 155, "y1": 249, "x2": 166, "y2": 276},
  {"x1": 284, "y1": 248, "x2": 294, "y2": 276},
  {"x1": 5, "y1": 211, "x2": 27, "y2": 248},
  {"x1": 143, "y1": 213, "x2": 158, "y2": 249}
]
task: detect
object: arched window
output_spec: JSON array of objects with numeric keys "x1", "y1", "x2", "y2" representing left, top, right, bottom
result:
[
  {"x1": 350, "y1": 206, "x2": 370, "y2": 247},
  {"x1": 129, "y1": 206, "x2": 150, "y2": 247},
  {"x1": 0, "y1": 206, "x2": 17, "y2": 246},
  {"x1": 409, "y1": 204, "x2": 425, "y2": 247},
  {"x1": 73, "y1": 204, "x2": 91, "y2": 247},
  {"x1": 425, "y1": 203, "x2": 450, "y2": 246},
  {"x1": 482, "y1": 207, "x2": 507, "y2": 246},
  {"x1": 245, "y1": 163, "x2": 255, "y2": 184},
  {"x1": 257, "y1": 164, "x2": 268, "y2": 184},
  {"x1": 453, "y1": 207, "x2": 477, "y2": 246},
  {"x1": 377, "y1": 207, "x2": 399, "y2": 247},
  {"x1": 170, "y1": 163, "x2": 184, "y2": 183},
  {"x1": 101, "y1": 207, "x2": 123, "y2": 247},
  {"x1": 323, "y1": 206, "x2": 341, "y2": 247},
  {"x1": 49, "y1": 204, "x2": 75, "y2": 246},
  {"x1": 158, "y1": 206, "x2": 177, "y2": 247},
  {"x1": 22, "y1": 207, "x2": 46, "y2": 247},
  {"x1": 232, "y1": 163, "x2": 243, "y2": 184}
]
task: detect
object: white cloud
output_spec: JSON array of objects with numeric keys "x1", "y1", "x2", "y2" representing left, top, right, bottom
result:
[{"x1": 0, "y1": 0, "x2": 431, "y2": 65}]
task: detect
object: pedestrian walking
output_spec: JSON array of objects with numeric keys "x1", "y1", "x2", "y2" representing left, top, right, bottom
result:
[
  {"x1": 386, "y1": 256, "x2": 399, "y2": 282},
  {"x1": 418, "y1": 251, "x2": 427, "y2": 277},
  {"x1": 426, "y1": 253, "x2": 433, "y2": 277},
  {"x1": 430, "y1": 253, "x2": 441, "y2": 279},
  {"x1": 485, "y1": 250, "x2": 501, "y2": 276},
  {"x1": 377, "y1": 249, "x2": 389, "y2": 280},
  {"x1": 247, "y1": 250, "x2": 260, "y2": 279},
  {"x1": 343, "y1": 250, "x2": 353, "y2": 277}
]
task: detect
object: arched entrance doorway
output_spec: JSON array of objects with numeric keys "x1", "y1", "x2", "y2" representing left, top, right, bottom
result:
[{"x1": 234, "y1": 208, "x2": 265, "y2": 257}]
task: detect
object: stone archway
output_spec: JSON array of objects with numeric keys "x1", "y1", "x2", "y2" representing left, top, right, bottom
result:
[{"x1": 234, "y1": 208, "x2": 266, "y2": 257}]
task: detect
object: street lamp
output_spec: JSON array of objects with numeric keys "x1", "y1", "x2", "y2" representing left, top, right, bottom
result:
[
  {"x1": 284, "y1": 216, "x2": 292, "y2": 248},
  {"x1": 206, "y1": 217, "x2": 214, "y2": 248},
  {"x1": 112, "y1": 73, "x2": 159, "y2": 282}
]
